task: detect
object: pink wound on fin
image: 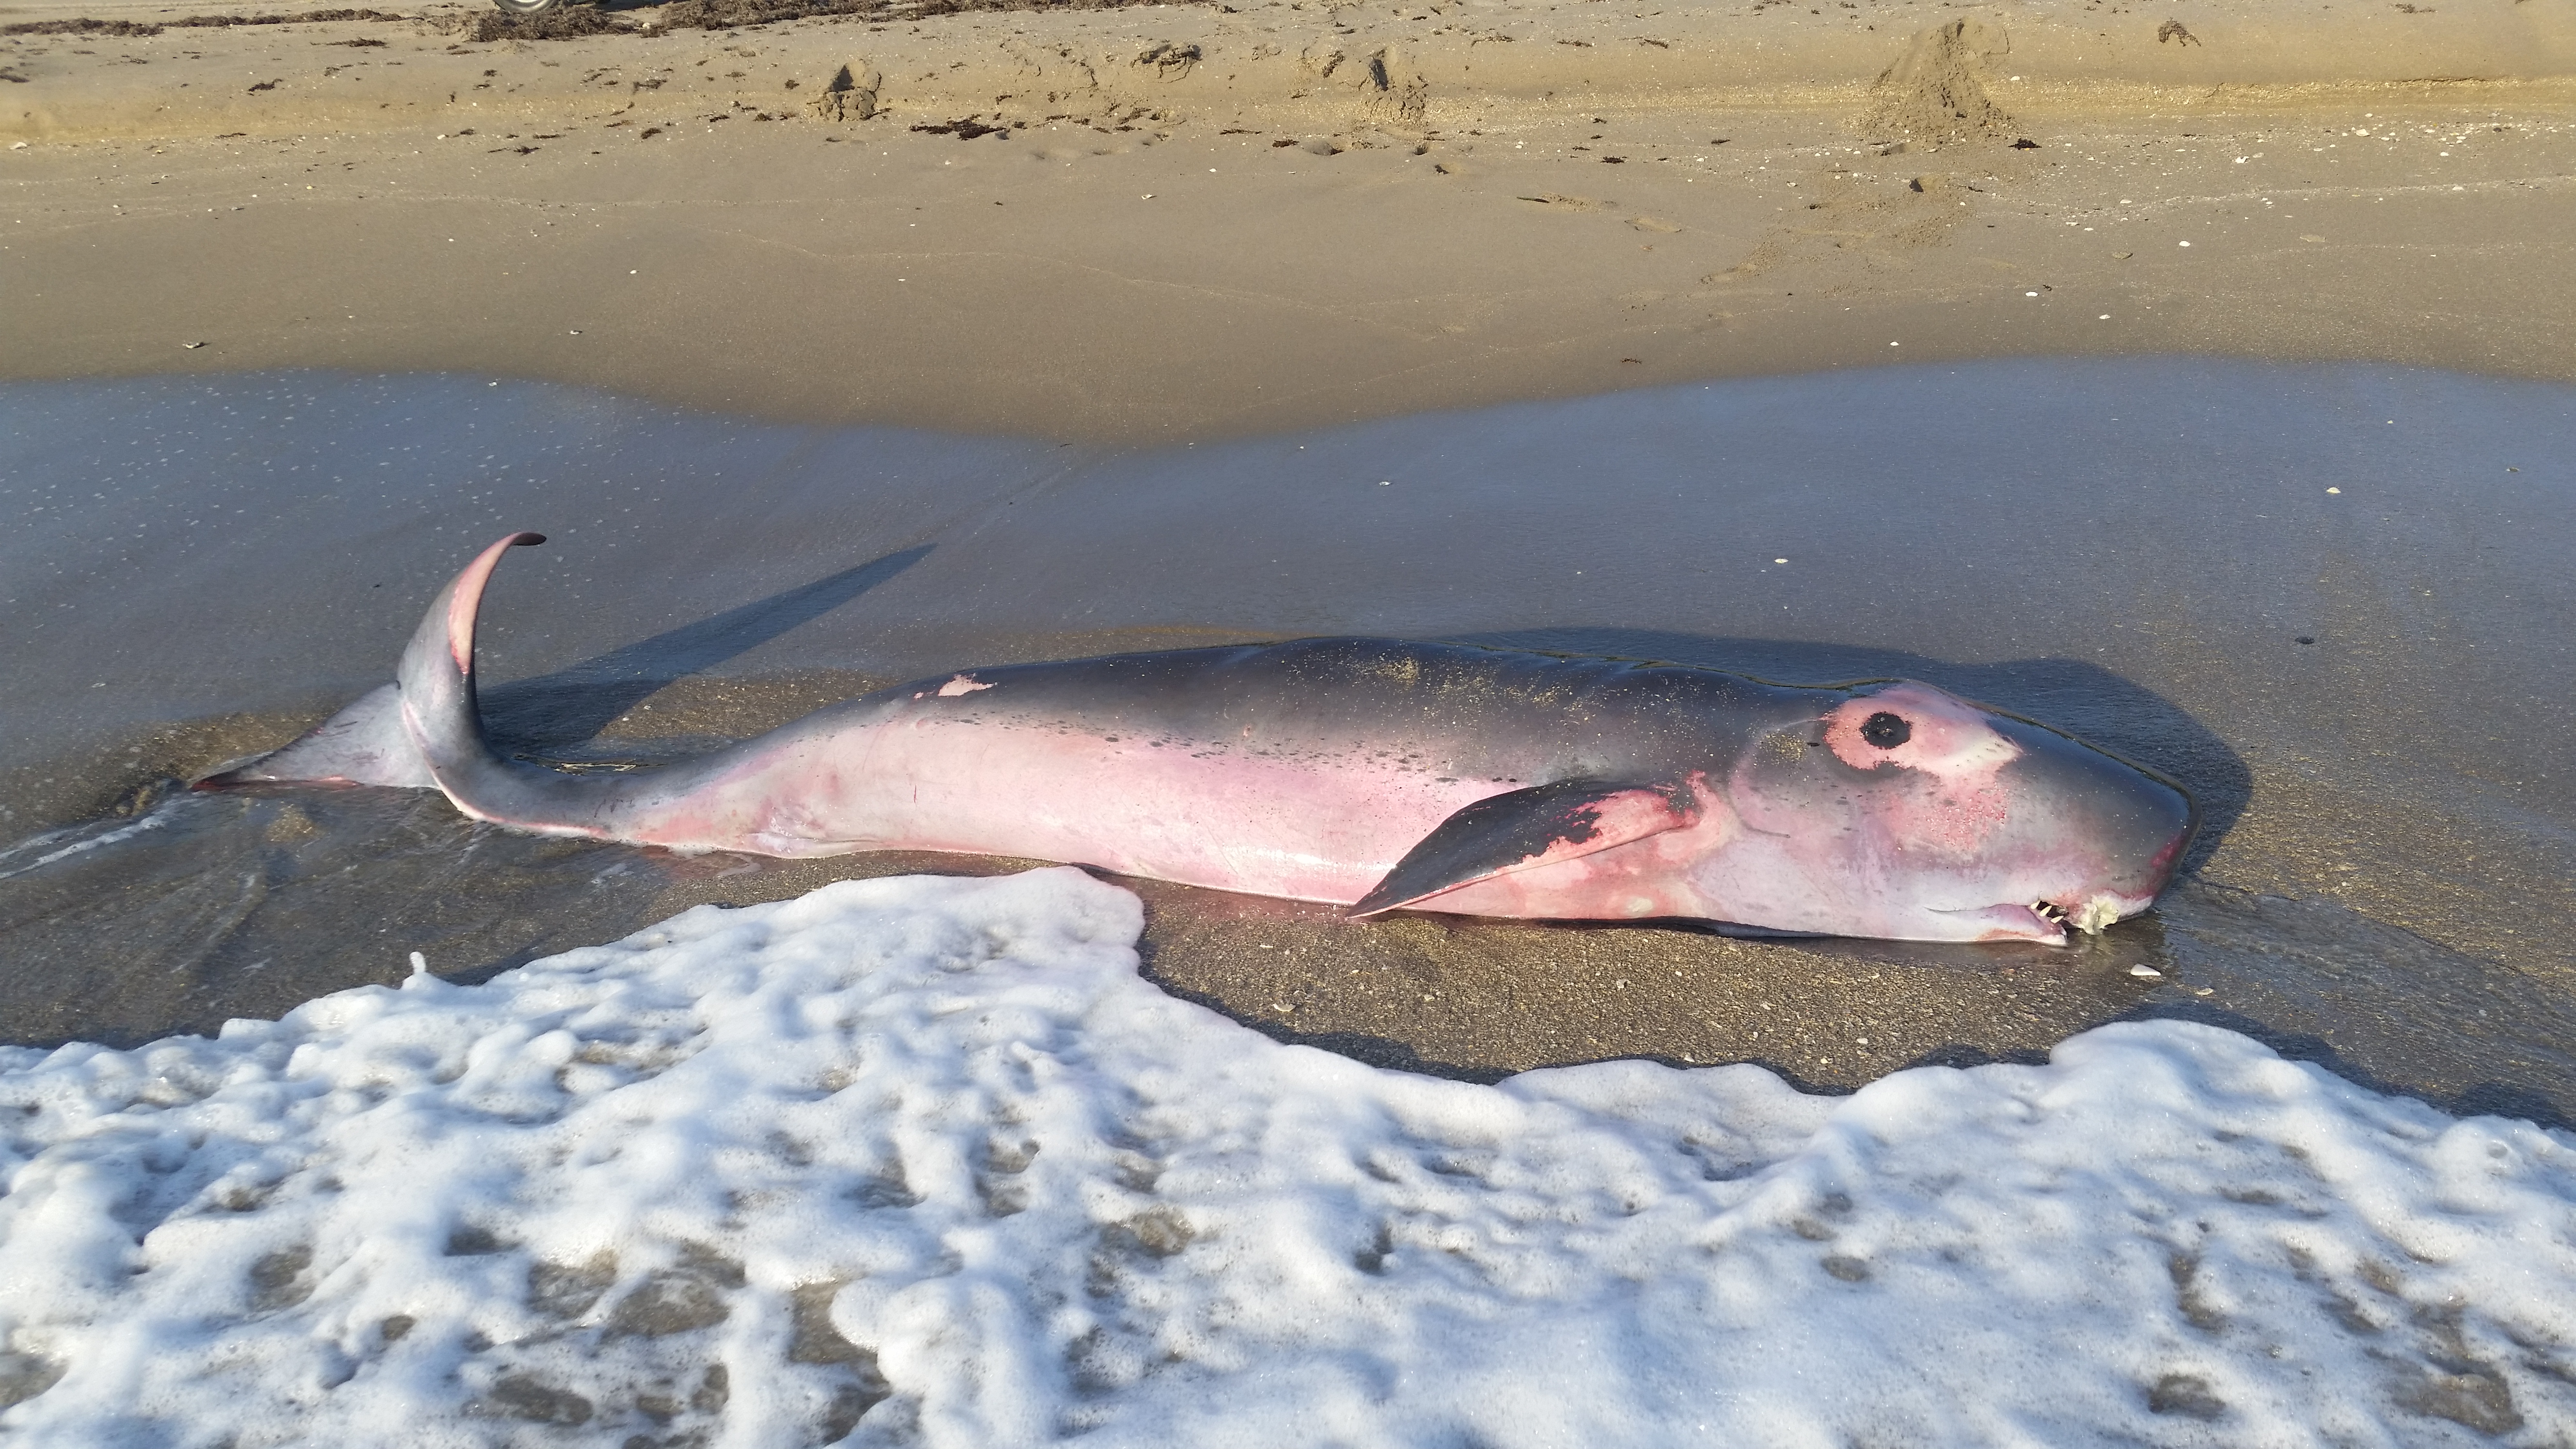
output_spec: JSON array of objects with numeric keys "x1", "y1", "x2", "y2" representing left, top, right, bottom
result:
[
  {"x1": 936, "y1": 675, "x2": 995, "y2": 697},
  {"x1": 445, "y1": 532, "x2": 542, "y2": 673}
]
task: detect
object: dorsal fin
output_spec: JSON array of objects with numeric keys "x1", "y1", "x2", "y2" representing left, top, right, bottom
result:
[{"x1": 1350, "y1": 779, "x2": 1700, "y2": 917}]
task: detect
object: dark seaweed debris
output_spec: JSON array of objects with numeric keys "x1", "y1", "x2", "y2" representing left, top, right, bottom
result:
[
  {"x1": 658, "y1": 0, "x2": 1193, "y2": 31},
  {"x1": 461, "y1": 4, "x2": 633, "y2": 40},
  {"x1": 910, "y1": 118, "x2": 1009, "y2": 139},
  {"x1": 177, "y1": 8, "x2": 403, "y2": 25},
  {"x1": 2, "y1": 16, "x2": 159, "y2": 34},
  {"x1": 9, "y1": 0, "x2": 1192, "y2": 41},
  {"x1": 4, "y1": 9, "x2": 401, "y2": 36}
]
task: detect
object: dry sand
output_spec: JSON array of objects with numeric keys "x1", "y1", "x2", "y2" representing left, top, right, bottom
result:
[{"x1": 3, "y1": 0, "x2": 2573, "y2": 441}]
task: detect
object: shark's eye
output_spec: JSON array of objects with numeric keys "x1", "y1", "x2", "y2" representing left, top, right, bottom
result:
[{"x1": 1860, "y1": 711, "x2": 1911, "y2": 749}]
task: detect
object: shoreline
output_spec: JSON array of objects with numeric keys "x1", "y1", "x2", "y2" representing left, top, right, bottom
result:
[{"x1": 4, "y1": 356, "x2": 2573, "y2": 1122}]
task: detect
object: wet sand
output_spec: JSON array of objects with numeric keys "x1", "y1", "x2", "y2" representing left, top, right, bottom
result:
[
  {"x1": 3, "y1": 362, "x2": 2571, "y2": 1127},
  {"x1": 3, "y1": 0, "x2": 2574, "y2": 441}
]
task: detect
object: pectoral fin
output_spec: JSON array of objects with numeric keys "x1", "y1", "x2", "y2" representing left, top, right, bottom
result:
[{"x1": 1351, "y1": 780, "x2": 1700, "y2": 917}]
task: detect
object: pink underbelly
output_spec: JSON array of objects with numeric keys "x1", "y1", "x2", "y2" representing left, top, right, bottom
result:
[{"x1": 829, "y1": 724, "x2": 1504, "y2": 904}]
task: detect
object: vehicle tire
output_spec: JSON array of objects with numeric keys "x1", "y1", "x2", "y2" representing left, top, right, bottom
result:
[{"x1": 490, "y1": 0, "x2": 563, "y2": 13}]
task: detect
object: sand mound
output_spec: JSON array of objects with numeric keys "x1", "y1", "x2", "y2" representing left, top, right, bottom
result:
[{"x1": 1861, "y1": 18, "x2": 2014, "y2": 147}]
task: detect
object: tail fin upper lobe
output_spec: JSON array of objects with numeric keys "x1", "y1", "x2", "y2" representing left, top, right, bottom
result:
[{"x1": 391, "y1": 531, "x2": 546, "y2": 815}]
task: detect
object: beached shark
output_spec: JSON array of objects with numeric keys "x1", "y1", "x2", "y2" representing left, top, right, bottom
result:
[{"x1": 205, "y1": 533, "x2": 2196, "y2": 943}]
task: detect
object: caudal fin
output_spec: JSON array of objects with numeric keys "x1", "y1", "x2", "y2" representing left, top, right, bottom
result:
[
  {"x1": 391, "y1": 531, "x2": 554, "y2": 823},
  {"x1": 191, "y1": 532, "x2": 546, "y2": 793},
  {"x1": 206, "y1": 533, "x2": 773, "y2": 849}
]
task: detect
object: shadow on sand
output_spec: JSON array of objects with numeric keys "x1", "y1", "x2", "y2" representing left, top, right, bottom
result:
[{"x1": 476, "y1": 545, "x2": 934, "y2": 748}]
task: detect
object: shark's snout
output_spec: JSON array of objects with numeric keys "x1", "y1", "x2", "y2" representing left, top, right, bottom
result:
[{"x1": 1992, "y1": 714, "x2": 2198, "y2": 938}]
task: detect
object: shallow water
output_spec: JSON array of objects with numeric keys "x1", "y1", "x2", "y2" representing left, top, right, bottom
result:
[{"x1": 1, "y1": 361, "x2": 2570, "y2": 1121}]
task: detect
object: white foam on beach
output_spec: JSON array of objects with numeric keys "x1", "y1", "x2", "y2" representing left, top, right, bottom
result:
[{"x1": 3, "y1": 868, "x2": 2572, "y2": 1447}]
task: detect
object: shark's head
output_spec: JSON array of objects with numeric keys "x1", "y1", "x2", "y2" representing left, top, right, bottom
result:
[{"x1": 1717, "y1": 680, "x2": 2197, "y2": 943}]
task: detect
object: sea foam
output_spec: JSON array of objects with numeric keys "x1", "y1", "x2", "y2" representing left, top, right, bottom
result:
[{"x1": 2, "y1": 868, "x2": 2571, "y2": 1446}]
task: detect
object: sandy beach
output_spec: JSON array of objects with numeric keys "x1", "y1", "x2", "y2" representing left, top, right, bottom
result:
[
  {"x1": 4, "y1": 0, "x2": 2573, "y2": 440},
  {"x1": 6, "y1": 5, "x2": 2576, "y2": 1440}
]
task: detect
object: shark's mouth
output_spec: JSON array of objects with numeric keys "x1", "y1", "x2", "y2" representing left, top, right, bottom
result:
[{"x1": 1937, "y1": 893, "x2": 2145, "y2": 944}]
